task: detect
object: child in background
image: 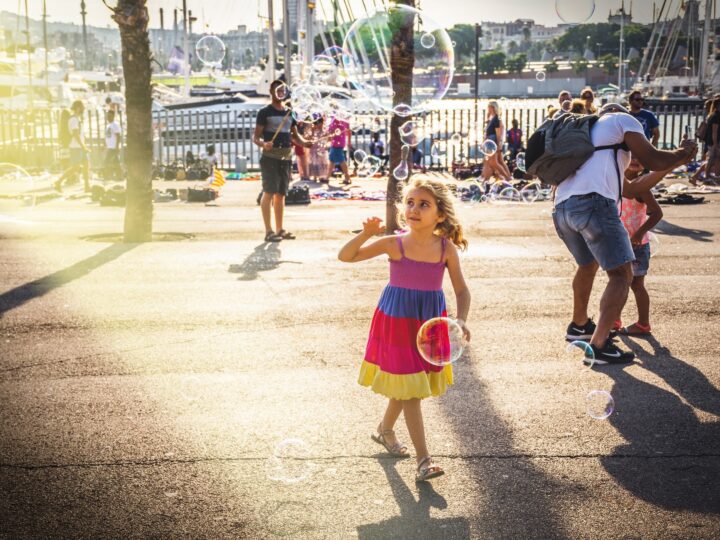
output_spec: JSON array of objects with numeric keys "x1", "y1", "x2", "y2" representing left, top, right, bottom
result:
[
  {"x1": 338, "y1": 177, "x2": 471, "y2": 482},
  {"x1": 327, "y1": 116, "x2": 352, "y2": 185},
  {"x1": 308, "y1": 118, "x2": 329, "y2": 183},
  {"x1": 616, "y1": 158, "x2": 665, "y2": 336}
]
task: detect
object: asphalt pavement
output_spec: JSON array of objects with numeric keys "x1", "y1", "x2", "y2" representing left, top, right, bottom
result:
[{"x1": 1, "y1": 176, "x2": 719, "y2": 539}]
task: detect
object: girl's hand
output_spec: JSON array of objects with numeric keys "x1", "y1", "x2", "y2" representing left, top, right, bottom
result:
[
  {"x1": 457, "y1": 319, "x2": 471, "y2": 342},
  {"x1": 362, "y1": 217, "x2": 385, "y2": 237},
  {"x1": 630, "y1": 231, "x2": 644, "y2": 246}
]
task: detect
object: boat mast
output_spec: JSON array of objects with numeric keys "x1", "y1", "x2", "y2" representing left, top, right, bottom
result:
[
  {"x1": 43, "y1": 0, "x2": 49, "y2": 93},
  {"x1": 182, "y1": 0, "x2": 190, "y2": 97},
  {"x1": 698, "y1": 0, "x2": 713, "y2": 95},
  {"x1": 24, "y1": 0, "x2": 33, "y2": 111},
  {"x1": 282, "y1": 0, "x2": 292, "y2": 84},
  {"x1": 618, "y1": 0, "x2": 625, "y2": 94},
  {"x1": 267, "y1": 0, "x2": 276, "y2": 81}
]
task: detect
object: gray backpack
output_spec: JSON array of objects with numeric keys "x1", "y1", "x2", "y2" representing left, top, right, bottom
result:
[{"x1": 526, "y1": 113, "x2": 627, "y2": 193}]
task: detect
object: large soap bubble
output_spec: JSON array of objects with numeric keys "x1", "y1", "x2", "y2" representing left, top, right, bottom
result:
[
  {"x1": 195, "y1": 35, "x2": 226, "y2": 66},
  {"x1": 555, "y1": 0, "x2": 595, "y2": 24},
  {"x1": 342, "y1": 4, "x2": 454, "y2": 114}
]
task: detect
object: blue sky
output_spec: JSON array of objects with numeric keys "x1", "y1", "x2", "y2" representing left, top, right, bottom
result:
[{"x1": 17, "y1": 0, "x2": 657, "y2": 32}]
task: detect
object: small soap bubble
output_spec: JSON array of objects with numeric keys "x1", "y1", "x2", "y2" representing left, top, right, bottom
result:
[
  {"x1": 416, "y1": 317, "x2": 466, "y2": 366},
  {"x1": 266, "y1": 438, "x2": 313, "y2": 484},
  {"x1": 536, "y1": 71, "x2": 546, "y2": 82},
  {"x1": 481, "y1": 139, "x2": 498, "y2": 157},
  {"x1": 420, "y1": 32, "x2": 436, "y2": 49},
  {"x1": 566, "y1": 340, "x2": 595, "y2": 368},
  {"x1": 586, "y1": 390, "x2": 614, "y2": 420}
]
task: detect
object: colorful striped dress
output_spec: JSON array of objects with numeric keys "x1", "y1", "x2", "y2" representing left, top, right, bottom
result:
[{"x1": 358, "y1": 235, "x2": 454, "y2": 400}]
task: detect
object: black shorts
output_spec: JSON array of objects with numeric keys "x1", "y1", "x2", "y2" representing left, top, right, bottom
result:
[{"x1": 260, "y1": 155, "x2": 291, "y2": 195}]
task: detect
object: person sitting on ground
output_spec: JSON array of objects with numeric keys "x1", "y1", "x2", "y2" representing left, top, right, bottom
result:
[
  {"x1": 204, "y1": 144, "x2": 218, "y2": 173},
  {"x1": 369, "y1": 132, "x2": 388, "y2": 173},
  {"x1": 615, "y1": 157, "x2": 667, "y2": 337},
  {"x1": 507, "y1": 118, "x2": 523, "y2": 160},
  {"x1": 551, "y1": 102, "x2": 696, "y2": 365}
]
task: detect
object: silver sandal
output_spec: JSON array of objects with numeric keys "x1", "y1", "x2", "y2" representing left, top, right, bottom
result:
[
  {"x1": 416, "y1": 456, "x2": 444, "y2": 482},
  {"x1": 371, "y1": 423, "x2": 410, "y2": 458}
]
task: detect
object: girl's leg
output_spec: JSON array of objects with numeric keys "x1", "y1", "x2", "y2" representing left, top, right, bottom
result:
[
  {"x1": 378, "y1": 398, "x2": 404, "y2": 449},
  {"x1": 631, "y1": 275, "x2": 650, "y2": 327},
  {"x1": 401, "y1": 398, "x2": 430, "y2": 465}
]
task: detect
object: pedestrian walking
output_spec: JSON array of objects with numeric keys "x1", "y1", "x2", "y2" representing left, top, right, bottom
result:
[{"x1": 628, "y1": 90, "x2": 660, "y2": 146}]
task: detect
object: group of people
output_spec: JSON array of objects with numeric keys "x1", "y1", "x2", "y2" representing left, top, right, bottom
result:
[
  {"x1": 54, "y1": 99, "x2": 123, "y2": 193},
  {"x1": 330, "y1": 90, "x2": 697, "y2": 483},
  {"x1": 691, "y1": 95, "x2": 720, "y2": 184}
]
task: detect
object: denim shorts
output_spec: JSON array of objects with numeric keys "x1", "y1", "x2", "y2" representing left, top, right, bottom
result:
[
  {"x1": 328, "y1": 147, "x2": 346, "y2": 163},
  {"x1": 553, "y1": 193, "x2": 635, "y2": 271},
  {"x1": 632, "y1": 242, "x2": 650, "y2": 277}
]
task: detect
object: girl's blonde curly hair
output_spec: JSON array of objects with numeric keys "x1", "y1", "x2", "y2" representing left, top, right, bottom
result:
[{"x1": 396, "y1": 176, "x2": 468, "y2": 250}]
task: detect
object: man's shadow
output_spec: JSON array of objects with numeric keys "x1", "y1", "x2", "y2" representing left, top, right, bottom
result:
[
  {"x1": 0, "y1": 243, "x2": 136, "y2": 317},
  {"x1": 356, "y1": 459, "x2": 470, "y2": 540},
  {"x1": 600, "y1": 336, "x2": 720, "y2": 514},
  {"x1": 654, "y1": 219, "x2": 713, "y2": 242},
  {"x1": 229, "y1": 241, "x2": 296, "y2": 281}
]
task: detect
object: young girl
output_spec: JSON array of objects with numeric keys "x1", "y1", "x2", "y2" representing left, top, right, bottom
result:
[
  {"x1": 616, "y1": 158, "x2": 665, "y2": 336},
  {"x1": 338, "y1": 177, "x2": 471, "y2": 482},
  {"x1": 308, "y1": 118, "x2": 329, "y2": 183}
]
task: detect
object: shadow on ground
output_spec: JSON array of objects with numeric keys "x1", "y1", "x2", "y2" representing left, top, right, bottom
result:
[
  {"x1": 228, "y1": 242, "x2": 300, "y2": 281},
  {"x1": 601, "y1": 336, "x2": 720, "y2": 514},
  {"x1": 654, "y1": 219, "x2": 713, "y2": 242},
  {"x1": 357, "y1": 458, "x2": 470, "y2": 539},
  {"x1": 0, "y1": 243, "x2": 136, "y2": 317}
]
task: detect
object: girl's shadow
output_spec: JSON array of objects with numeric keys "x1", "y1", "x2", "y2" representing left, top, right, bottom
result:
[{"x1": 356, "y1": 459, "x2": 470, "y2": 539}]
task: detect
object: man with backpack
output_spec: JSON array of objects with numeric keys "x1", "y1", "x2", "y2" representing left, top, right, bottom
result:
[{"x1": 528, "y1": 103, "x2": 696, "y2": 364}]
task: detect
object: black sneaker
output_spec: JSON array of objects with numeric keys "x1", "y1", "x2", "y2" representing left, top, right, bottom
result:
[
  {"x1": 586, "y1": 339, "x2": 634, "y2": 365},
  {"x1": 566, "y1": 318, "x2": 616, "y2": 341}
]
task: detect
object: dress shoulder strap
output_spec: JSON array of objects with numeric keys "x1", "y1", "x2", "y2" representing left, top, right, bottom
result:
[{"x1": 396, "y1": 235, "x2": 405, "y2": 257}]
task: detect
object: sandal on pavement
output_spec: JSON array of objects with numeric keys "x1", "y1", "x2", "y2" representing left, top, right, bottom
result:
[
  {"x1": 371, "y1": 424, "x2": 410, "y2": 458},
  {"x1": 415, "y1": 456, "x2": 444, "y2": 482},
  {"x1": 264, "y1": 231, "x2": 282, "y2": 242},
  {"x1": 618, "y1": 322, "x2": 652, "y2": 336},
  {"x1": 278, "y1": 229, "x2": 296, "y2": 240}
]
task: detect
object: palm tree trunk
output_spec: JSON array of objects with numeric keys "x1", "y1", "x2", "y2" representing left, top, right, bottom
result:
[
  {"x1": 386, "y1": 0, "x2": 415, "y2": 233},
  {"x1": 113, "y1": 0, "x2": 153, "y2": 242}
]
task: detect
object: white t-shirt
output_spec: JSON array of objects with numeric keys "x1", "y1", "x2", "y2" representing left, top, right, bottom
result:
[
  {"x1": 105, "y1": 121, "x2": 122, "y2": 149},
  {"x1": 555, "y1": 113, "x2": 644, "y2": 205},
  {"x1": 68, "y1": 115, "x2": 84, "y2": 149}
]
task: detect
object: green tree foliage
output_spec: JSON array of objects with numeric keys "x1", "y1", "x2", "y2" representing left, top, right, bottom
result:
[
  {"x1": 505, "y1": 53, "x2": 527, "y2": 74},
  {"x1": 553, "y1": 23, "x2": 651, "y2": 56},
  {"x1": 572, "y1": 58, "x2": 589, "y2": 74},
  {"x1": 599, "y1": 53, "x2": 619, "y2": 75},
  {"x1": 478, "y1": 50, "x2": 506, "y2": 75},
  {"x1": 545, "y1": 59, "x2": 559, "y2": 73},
  {"x1": 446, "y1": 24, "x2": 476, "y2": 59}
]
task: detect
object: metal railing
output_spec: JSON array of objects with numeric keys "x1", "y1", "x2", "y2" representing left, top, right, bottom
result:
[{"x1": 0, "y1": 103, "x2": 705, "y2": 171}]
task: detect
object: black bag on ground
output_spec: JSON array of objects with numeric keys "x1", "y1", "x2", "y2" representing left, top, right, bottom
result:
[
  {"x1": 286, "y1": 184, "x2": 311, "y2": 205},
  {"x1": 187, "y1": 187, "x2": 217, "y2": 202},
  {"x1": 100, "y1": 186, "x2": 126, "y2": 207}
]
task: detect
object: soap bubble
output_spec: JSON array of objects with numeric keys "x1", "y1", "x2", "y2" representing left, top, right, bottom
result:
[
  {"x1": 342, "y1": 4, "x2": 454, "y2": 114},
  {"x1": 648, "y1": 232, "x2": 660, "y2": 257},
  {"x1": 266, "y1": 438, "x2": 313, "y2": 484},
  {"x1": 353, "y1": 149, "x2": 368, "y2": 164},
  {"x1": 536, "y1": 71, "x2": 546, "y2": 82},
  {"x1": 450, "y1": 132, "x2": 462, "y2": 145},
  {"x1": 416, "y1": 317, "x2": 466, "y2": 366},
  {"x1": 566, "y1": 340, "x2": 595, "y2": 368},
  {"x1": 392, "y1": 103, "x2": 413, "y2": 118},
  {"x1": 311, "y1": 54, "x2": 338, "y2": 85},
  {"x1": 272, "y1": 82, "x2": 289, "y2": 101},
  {"x1": 586, "y1": 390, "x2": 614, "y2": 420},
  {"x1": 195, "y1": 35, "x2": 226, "y2": 66},
  {"x1": 520, "y1": 181, "x2": 541, "y2": 203},
  {"x1": 420, "y1": 32, "x2": 436, "y2": 49},
  {"x1": 481, "y1": 139, "x2": 498, "y2": 156},
  {"x1": 556, "y1": 0, "x2": 596, "y2": 24},
  {"x1": 358, "y1": 155, "x2": 382, "y2": 177},
  {"x1": 515, "y1": 152, "x2": 526, "y2": 171}
]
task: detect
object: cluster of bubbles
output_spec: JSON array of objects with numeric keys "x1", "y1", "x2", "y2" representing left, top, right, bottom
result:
[
  {"x1": 195, "y1": 35, "x2": 226, "y2": 67},
  {"x1": 416, "y1": 317, "x2": 467, "y2": 366},
  {"x1": 565, "y1": 341, "x2": 615, "y2": 421}
]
